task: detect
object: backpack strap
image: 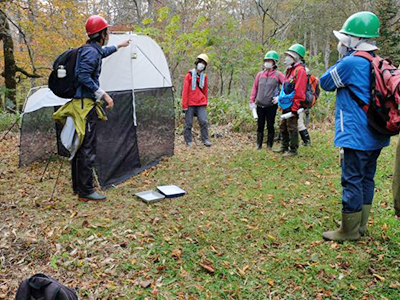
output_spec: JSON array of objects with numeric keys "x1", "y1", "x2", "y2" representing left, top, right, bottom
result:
[
  {"x1": 347, "y1": 87, "x2": 369, "y2": 113},
  {"x1": 352, "y1": 51, "x2": 374, "y2": 62}
]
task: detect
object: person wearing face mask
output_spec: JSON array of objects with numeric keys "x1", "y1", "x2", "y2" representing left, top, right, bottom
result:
[
  {"x1": 320, "y1": 12, "x2": 389, "y2": 241},
  {"x1": 249, "y1": 51, "x2": 285, "y2": 150},
  {"x1": 54, "y1": 15, "x2": 130, "y2": 201},
  {"x1": 182, "y1": 54, "x2": 212, "y2": 147},
  {"x1": 274, "y1": 44, "x2": 308, "y2": 157}
]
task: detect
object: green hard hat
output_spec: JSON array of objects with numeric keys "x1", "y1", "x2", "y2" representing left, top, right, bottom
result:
[
  {"x1": 287, "y1": 44, "x2": 306, "y2": 58},
  {"x1": 339, "y1": 11, "x2": 380, "y2": 38},
  {"x1": 264, "y1": 51, "x2": 279, "y2": 62}
]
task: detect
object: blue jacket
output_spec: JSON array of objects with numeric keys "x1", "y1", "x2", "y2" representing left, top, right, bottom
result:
[
  {"x1": 74, "y1": 42, "x2": 117, "y2": 100},
  {"x1": 320, "y1": 53, "x2": 390, "y2": 151}
]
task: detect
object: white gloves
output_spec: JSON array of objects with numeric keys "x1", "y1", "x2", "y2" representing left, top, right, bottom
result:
[
  {"x1": 249, "y1": 103, "x2": 256, "y2": 110},
  {"x1": 272, "y1": 96, "x2": 279, "y2": 105}
]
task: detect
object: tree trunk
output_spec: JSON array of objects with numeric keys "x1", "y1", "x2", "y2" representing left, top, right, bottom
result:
[
  {"x1": 324, "y1": 30, "x2": 331, "y2": 69},
  {"x1": 219, "y1": 68, "x2": 224, "y2": 96},
  {"x1": 147, "y1": 0, "x2": 153, "y2": 18},
  {"x1": 0, "y1": 10, "x2": 17, "y2": 106},
  {"x1": 227, "y1": 68, "x2": 234, "y2": 96},
  {"x1": 132, "y1": 0, "x2": 142, "y2": 24}
]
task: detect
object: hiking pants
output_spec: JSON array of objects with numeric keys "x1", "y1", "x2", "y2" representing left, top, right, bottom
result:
[
  {"x1": 184, "y1": 106, "x2": 209, "y2": 143},
  {"x1": 71, "y1": 108, "x2": 97, "y2": 196},
  {"x1": 393, "y1": 137, "x2": 400, "y2": 216},
  {"x1": 297, "y1": 109, "x2": 307, "y2": 131},
  {"x1": 341, "y1": 148, "x2": 381, "y2": 213},
  {"x1": 257, "y1": 105, "x2": 278, "y2": 147},
  {"x1": 280, "y1": 114, "x2": 298, "y2": 153}
]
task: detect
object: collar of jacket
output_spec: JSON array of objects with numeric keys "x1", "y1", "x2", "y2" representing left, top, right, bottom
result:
[
  {"x1": 88, "y1": 41, "x2": 104, "y2": 55},
  {"x1": 286, "y1": 62, "x2": 303, "y2": 75}
]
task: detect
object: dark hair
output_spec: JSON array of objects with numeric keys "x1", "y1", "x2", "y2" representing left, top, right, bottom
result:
[
  {"x1": 89, "y1": 28, "x2": 108, "y2": 43},
  {"x1": 195, "y1": 58, "x2": 207, "y2": 71}
]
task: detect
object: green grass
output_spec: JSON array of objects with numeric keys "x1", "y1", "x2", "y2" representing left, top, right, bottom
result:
[{"x1": 1, "y1": 129, "x2": 399, "y2": 299}]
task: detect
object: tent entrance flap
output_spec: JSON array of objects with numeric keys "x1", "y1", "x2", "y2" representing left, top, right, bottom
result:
[{"x1": 95, "y1": 90, "x2": 141, "y2": 188}]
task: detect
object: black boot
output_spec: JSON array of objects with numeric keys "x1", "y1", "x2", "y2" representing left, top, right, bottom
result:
[
  {"x1": 257, "y1": 132, "x2": 263, "y2": 150},
  {"x1": 299, "y1": 129, "x2": 311, "y2": 146}
]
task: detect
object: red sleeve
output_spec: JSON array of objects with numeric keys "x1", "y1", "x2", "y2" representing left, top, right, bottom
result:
[
  {"x1": 182, "y1": 73, "x2": 191, "y2": 109},
  {"x1": 278, "y1": 71, "x2": 285, "y2": 85},
  {"x1": 204, "y1": 75, "x2": 208, "y2": 102},
  {"x1": 291, "y1": 67, "x2": 307, "y2": 112},
  {"x1": 250, "y1": 72, "x2": 261, "y2": 103}
]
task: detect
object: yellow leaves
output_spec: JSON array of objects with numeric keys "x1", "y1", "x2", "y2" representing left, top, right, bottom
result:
[
  {"x1": 373, "y1": 273, "x2": 385, "y2": 282},
  {"x1": 267, "y1": 234, "x2": 276, "y2": 241},
  {"x1": 237, "y1": 265, "x2": 250, "y2": 277}
]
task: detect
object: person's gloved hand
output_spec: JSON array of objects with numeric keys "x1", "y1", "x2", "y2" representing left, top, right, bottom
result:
[
  {"x1": 249, "y1": 103, "x2": 256, "y2": 110},
  {"x1": 272, "y1": 96, "x2": 279, "y2": 105},
  {"x1": 291, "y1": 109, "x2": 298, "y2": 116}
]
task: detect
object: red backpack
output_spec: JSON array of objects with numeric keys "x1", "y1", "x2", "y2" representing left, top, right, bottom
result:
[{"x1": 349, "y1": 51, "x2": 400, "y2": 136}]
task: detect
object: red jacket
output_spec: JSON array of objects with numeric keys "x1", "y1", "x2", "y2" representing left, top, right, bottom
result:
[
  {"x1": 182, "y1": 71, "x2": 208, "y2": 109},
  {"x1": 284, "y1": 63, "x2": 307, "y2": 112}
]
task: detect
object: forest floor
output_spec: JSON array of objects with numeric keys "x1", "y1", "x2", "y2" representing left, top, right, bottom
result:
[{"x1": 1, "y1": 128, "x2": 400, "y2": 300}]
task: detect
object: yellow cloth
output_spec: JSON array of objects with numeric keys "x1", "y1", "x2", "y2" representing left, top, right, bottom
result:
[{"x1": 53, "y1": 98, "x2": 107, "y2": 147}]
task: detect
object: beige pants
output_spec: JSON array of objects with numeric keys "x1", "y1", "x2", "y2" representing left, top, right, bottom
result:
[{"x1": 393, "y1": 136, "x2": 400, "y2": 216}]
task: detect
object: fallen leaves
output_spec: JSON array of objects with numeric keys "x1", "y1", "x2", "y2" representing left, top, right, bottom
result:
[{"x1": 199, "y1": 260, "x2": 215, "y2": 273}]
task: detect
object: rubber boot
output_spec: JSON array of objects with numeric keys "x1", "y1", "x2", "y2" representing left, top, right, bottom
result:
[
  {"x1": 337, "y1": 205, "x2": 372, "y2": 235},
  {"x1": 257, "y1": 132, "x2": 263, "y2": 150},
  {"x1": 299, "y1": 129, "x2": 311, "y2": 146},
  {"x1": 273, "y1": 146, "x2": 288, "y2": 153},
  {"x1": 203, "y1": 139, "x2": 212, "y2": 147},
  {"x1": 79, "y1": 191, "x2": 107, "y2": 202},
  {"x1": 282, "y1": 151, "x2": 297, "y2": 157},
  {"x1": 359, "y1": 205, "x2": 372, "y2": 235},
  {"x1": 274, "y1": 131, "x2": 288, "y2": 153},
  {"x1": 323, "y1": 211, "x2": 362, "y2": 241}
]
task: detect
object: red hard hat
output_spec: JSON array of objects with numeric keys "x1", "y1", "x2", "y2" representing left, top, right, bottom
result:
[{"x1": 86, "y1": 15, "x2": 109, "y2": 36}]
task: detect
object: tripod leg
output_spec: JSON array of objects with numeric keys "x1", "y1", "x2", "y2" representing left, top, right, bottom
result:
[
  {"x1": 40, "y1": 155, "x2": 52, "y2": 182},
  {"x1": 50, "y1": 159, "x2": 64, "y2": 201}
]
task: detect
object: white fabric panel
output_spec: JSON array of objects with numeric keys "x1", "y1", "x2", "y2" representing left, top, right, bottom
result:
[
  {"x1": 132, "y1": 35, "x2": 172, "y2": 89},
  {"x1": 100, "y1": 34, "x2": 134, "y2": 92},
  {"x1": 23, "y1": 87, "x2": 70, "y2": 114},
  {"x1": 100, "y1": 34, "x2": 172, "y2": 91}
]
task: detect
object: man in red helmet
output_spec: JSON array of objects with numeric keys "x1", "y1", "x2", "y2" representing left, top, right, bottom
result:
[{"x1": 58, "y1": 15, "x2": 129, "y2": 201}]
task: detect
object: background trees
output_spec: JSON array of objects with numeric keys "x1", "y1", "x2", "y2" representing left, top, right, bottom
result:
[{"x1": 1, "y1": 0, "x2": 399, "y2": 110}]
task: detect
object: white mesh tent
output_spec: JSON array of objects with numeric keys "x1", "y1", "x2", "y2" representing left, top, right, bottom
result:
[{"x1": 20, "y1": 33, "x2": 175, "y2": 189}]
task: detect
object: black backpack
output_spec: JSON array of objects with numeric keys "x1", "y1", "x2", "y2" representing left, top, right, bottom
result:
[
  {"x1": 15, "y1": 273, "x2": 78, "y2": 300},
  {"x1": 48, "y1": 45, "x2": 89, "y2": 99}
]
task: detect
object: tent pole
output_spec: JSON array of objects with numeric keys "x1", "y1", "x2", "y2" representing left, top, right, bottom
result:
[
  {"x1": 50, "y1": 159, "x2": 64, "y2": 201},
  {"x1": 40, "y1": 154, "x2": 52, "y2": 182},
  {"x1": 0, "y1": 118, "x2": 19, "y2": 143}
]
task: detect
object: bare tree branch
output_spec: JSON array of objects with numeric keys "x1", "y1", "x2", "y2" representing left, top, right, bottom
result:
[{"x1": 0, "y1": 8, "x2": 37, "y2": 74}]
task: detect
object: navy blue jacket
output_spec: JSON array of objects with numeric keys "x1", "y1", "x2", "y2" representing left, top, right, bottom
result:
[
  {"x1": 320, "y1": 53, "x2": 390, "y2": 151},
  {"x1": 74, "y1": 41, "x2": 117, "y2": 100}
]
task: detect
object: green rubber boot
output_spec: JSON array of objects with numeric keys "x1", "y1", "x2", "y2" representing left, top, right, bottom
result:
[
  {"x1": 359, "y1": 205, "x2": 372, "y2": 236},
  {"x1": 323, "y1": 211, "x2": 362, "y2": 241}
]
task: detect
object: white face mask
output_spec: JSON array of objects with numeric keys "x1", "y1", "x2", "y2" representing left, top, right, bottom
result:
[
  {"x1": 337, "y1": 41, "x2": 348, "y2": 57},
  {"x1": 264, "y1": 62, "x2": 273, "y2": 69},
  {"x1": 197, "y1": 63, "x2": 205, "y2": 71},
  {"x1": 284, "y1": 56, "x2": 295, "y2": 66}
]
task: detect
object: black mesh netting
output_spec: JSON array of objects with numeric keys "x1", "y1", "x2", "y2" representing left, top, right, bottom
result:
[
  {"x1": 95, "y1": 90, "x2": 141, "y2": 188},
  {"x1": 134, "y1": 87, "x2": 175, "y2": 167},
  {"x1": 19, "y1": 87, "x2": 175, "y2": 189},
  {"x1": 19, "y1": 107, "x2": 58, "y2": 167}
]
